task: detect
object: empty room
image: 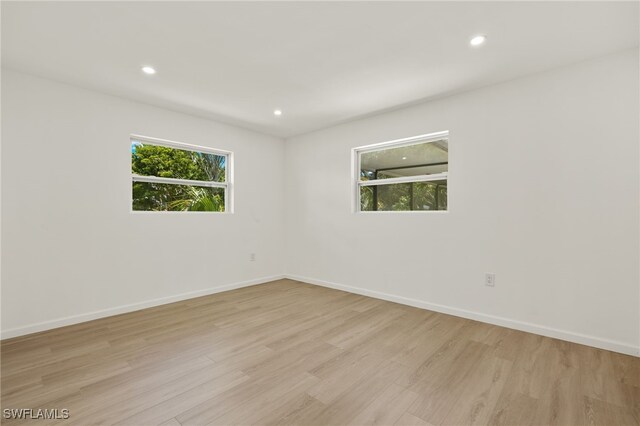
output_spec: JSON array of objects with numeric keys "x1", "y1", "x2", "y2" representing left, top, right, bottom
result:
[{"x1": 1, "y1": 1, "x2": 639, "y2": 425}]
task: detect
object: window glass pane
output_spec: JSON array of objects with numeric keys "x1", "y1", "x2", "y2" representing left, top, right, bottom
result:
[
  {"x1": 376, "y1": 183, "x2": 411, "y2": 211},
  {"x1": 412, "y1": 180, "x2": 447, "y2": 211},
  {"x1": 360, "y1": 139, "x2": 447, "y2": 181},
  {"x1": 132, "y1": 182, "x2": 225, "y2": 212},
  {"x1": 360, "y1": 183, "x2": 411, "y2": 211},
  {"x1": 437, "y1": 185, "x2": 448, "y2": 210},
  {"x1": 360, "y1": 180, "x2": 447, "y2": 212},
  {"x1": 131, "y1": 141, "x2": 226, "y2": 182},
  {"x1": 360, "y1": 186, "x2": 374, "y2": 211}
]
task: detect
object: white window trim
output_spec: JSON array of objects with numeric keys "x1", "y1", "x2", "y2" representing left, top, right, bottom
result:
[
  {"x1": 352, "y1": 131, "x2": 449, "y2": 213},
  {"x1": 130, "y1": 134, "x2": 234, "y2": 213}
]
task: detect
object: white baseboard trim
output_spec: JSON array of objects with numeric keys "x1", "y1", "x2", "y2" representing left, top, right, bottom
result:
[
  {"x1": 1, "y1": 275, "x2": 285, "y2": 340},
  {"x1": 285, "y1": 274, "x2": 640, "y2": 357}
]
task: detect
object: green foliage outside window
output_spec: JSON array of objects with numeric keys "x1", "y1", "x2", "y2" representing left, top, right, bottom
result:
[
  {"x1": 360, "y1": 181, "x2": 447, "y2": 211},
  {"x1": 131, "y1": 143, "x2": 226, "y2": 212}
]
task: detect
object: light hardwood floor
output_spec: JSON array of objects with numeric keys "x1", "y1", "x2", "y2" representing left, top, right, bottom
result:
[{"x1": 1, "y1": 279, "x2": 638, "y2": 425}]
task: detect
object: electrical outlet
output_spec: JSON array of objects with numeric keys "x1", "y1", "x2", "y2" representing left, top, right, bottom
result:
[
  {"x1": 485, "y1": 273, "x2": 496, "y2": 287},
  {"x1": 249, "y1": 253, "x2": 256, "y2": 262}
]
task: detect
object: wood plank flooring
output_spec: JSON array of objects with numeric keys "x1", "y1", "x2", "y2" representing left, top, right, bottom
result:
[{"x1": 1, "y1": 279, "x2": 638, "y2": 425}]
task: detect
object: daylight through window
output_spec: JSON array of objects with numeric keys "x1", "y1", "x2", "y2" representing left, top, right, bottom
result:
[
  {"x1": 131, "y1": 135, "x2": 231, "y2": 212},
  {"x1": 355, "y1": 132, "x2": 448, "y2": 212}
]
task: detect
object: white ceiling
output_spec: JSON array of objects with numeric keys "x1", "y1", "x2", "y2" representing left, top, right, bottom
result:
[{"x1": 2, "y1": 2, "x2": 638, "y2": 138}]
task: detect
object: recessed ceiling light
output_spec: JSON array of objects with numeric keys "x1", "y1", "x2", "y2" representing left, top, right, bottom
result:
[
  {"x1": 274, "y1": 109, "x2": 283, "y2": 116},
  {"x1": 141, "y1": 66, "x2": 156, "y2": 75},
  {"x1": 402, "y1": 156, "x2": 407, "y2": 160},
  {"x1": 470, "y1": 35, "x2": 487, "y2": 47}
]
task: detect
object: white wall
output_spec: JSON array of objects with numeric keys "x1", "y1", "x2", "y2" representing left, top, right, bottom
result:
[
  {"x1": 1, "y1": 70, "x2": 285, "y2": 337},
  {"x1": 284, "y1": 48, "x2": 640, "y2": 355}
]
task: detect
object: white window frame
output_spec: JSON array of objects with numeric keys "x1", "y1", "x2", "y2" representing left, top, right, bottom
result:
[
  {"x1": 352, "y1": 130, "x2": 449, "y2": 213},
  {"x1": 130, "y1": 134, "x2": 233, "y2": 213}
]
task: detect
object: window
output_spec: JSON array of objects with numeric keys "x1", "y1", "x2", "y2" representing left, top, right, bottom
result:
[
  {"x1": 354, "y1": 131, "x2": 448, "y2": 212},
  {"x1": 131, "y1": 135, "x2": 232, "y2": 212}
]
